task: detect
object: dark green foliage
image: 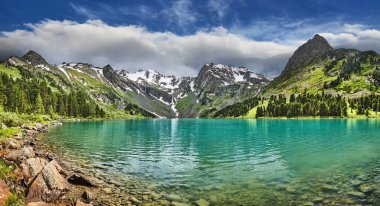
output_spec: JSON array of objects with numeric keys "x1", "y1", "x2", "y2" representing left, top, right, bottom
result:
[
  {"x1": 373, "y1": 66, "x2": 380, "y2": 88},
  {"x1": 349, "y1": 93, "x2": 380, "y2": 115},
  {"x1": 256, "y1": 106, "x2": 264, "y2": 118},
  {"x1": 265, "y1": 93, "x2": 347, "y2": 117},
  {"x1": 0, "y1": 70, "x2": 105, "y2": 118},
  {"x1": 324, "y1": 57, "x2": 363, "y2": 88},
  {"x1": 212, "y1": 97, "x2": 261, "y2": 117},
  {"x1": 124, "y1": 103, "x2": 156, "y2": 117}
]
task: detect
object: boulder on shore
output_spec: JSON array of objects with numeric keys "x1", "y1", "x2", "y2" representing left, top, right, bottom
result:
[
  {"x1": 26, "y1": 160, "x2": 69, "y2": 203},
  {"x1": 21, "y1": 157, "x2": 49, "y2": 184},
  {"x1": 6, "y1": 146, "x2": 35, "y2": 161}
]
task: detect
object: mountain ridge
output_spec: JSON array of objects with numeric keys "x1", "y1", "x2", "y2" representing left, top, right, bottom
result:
[{"x1": 4, "y1": 51, "x2": 271, "y2": 118}]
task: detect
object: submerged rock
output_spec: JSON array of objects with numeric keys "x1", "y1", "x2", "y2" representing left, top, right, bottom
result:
[
  {"x1": 167, "y1": 193, "x2": 182, "y2": 201},
  {"x1": 159, "y1": 199, "x2": 171, "y2": 206},
  {"x1": 68, "y1": 174, "x2": 103, "y2": 187},
  {"x1": 195, "y1": 198, "x2": 209, "y2": 206},
  {"x1": 171, "y1": 202, "x2": 191, "y2": 206},
  {"x1": 312, "y1": 197, "x2": 324, "y2": 203},
  {"x1": 321, "y1": 184, "x2": 339, "y2": 193},
  {"x1": 359, "y1": 185, "x2": 374, "y2": 194},
  {"x1": 350, "y1": 179, "x2": 362, "y2": 187},
  {"x1": 347, "y1": 191, "x2": 366, "y2": 198}
]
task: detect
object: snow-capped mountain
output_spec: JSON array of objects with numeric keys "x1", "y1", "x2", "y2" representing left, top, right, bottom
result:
[
  {"x1": 6, "y1": 50, "x2": 272, "y2": 118},
  {"x1": 117, "y1": 69, "x2": 191, "y2": 92},
  {"x1": 113, "y1": 63, "x2": 271, "y2": 117},
  {"x1": 194, "y1": 63, "x2": 271, "y2": 89}
]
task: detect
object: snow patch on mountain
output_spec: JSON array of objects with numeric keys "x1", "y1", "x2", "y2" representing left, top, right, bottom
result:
[
  {"x1": 119, "y1": 69, "x2": 182, "y2": 91},
  {"x1": 91, "y1": 67, "x2": 104, "y2": 82},
  {"x1": 36, "y1": 64, "x2": 50, "y2": 71},
  {"x1": 233, "y1": 73, "x2": 245, "y2": 82},
  {"x1": 57, "y1": 65, "x2": 71, "y2": 81}
]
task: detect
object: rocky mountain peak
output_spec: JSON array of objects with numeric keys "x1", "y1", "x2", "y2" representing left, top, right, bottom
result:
[
  {"x1": 21, "y1": 50, "x2": 49, "y2": 66},
  {"x1": 103, "y1": 64, "x2": 114, "y2": 71},
  {"x1": 281, "y1": 34, "x2": 333, "y2": 76},
  {"x1": 194, "y1": 63, "x2": 271, "y2": 89}
]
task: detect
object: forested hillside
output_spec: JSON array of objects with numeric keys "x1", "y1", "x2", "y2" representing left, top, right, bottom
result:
[{"x1": 208, "y1": 35, "x2": 380, "y2": 119}]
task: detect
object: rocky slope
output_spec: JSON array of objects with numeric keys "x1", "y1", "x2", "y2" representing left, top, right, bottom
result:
[
  {"x1": 278, "y1": 34, "x2": 333, "y2": 79},
  {"x1": 5, "y1": 51, "x2": 271, "y2": 118}
]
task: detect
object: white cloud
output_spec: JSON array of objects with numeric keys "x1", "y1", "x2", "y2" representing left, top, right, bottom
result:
[
  {"x1": 0, "y1": 20, "x2": 295, "y2": 77},
  {"x1": 0, "y1": 20, "x2": 379, "y2": 77}
]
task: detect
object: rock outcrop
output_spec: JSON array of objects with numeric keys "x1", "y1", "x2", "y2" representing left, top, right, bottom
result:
[{"x1": 280, "y1": 34, "x2": 333, "y2": 77}]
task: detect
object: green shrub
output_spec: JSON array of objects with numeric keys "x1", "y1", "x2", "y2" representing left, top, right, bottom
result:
[
  {"x1": 0, "y1": 160, "x2": 11, "y2": 179},
  {"x1": 0, "y1": 128, "x2": 20, "y2": 139},
  {"x1": 5, "y1": 193, "x2": 23, "y2": 206}
]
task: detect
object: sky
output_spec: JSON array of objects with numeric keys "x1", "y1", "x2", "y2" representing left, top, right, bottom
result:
[{"x1": 0, "y1": 0, "x2": 380, "y2": 77}]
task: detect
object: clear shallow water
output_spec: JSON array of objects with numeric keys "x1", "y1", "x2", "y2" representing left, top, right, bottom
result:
[{"x1": 43, "y1": 119, "x2": 380, "y2": 205}]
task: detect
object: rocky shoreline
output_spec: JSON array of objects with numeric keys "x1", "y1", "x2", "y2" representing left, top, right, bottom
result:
[{"x1": 0, "y1": 122, "x2": 146, "y2": 206}]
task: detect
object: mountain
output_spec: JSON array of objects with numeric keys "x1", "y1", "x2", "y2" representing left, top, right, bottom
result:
[
  {"x1": 209, "y1": 34, "x2": 380, "y2": 118},
  {"x1": 3, "y1": 51, "x2": 271, "y2": 118},
  {"x1": 117, "y1": 63, "x2": 271, "y2": 117},
  {"x1": 21, "y1": 50, "x2": 50, "y2": 66},
  {"x1": 2, "y1": 34, "x2": 379, "y2": 119},
  {"x1": 266, "y1": 34, "x2": 380, "y2": 95},
  {"x1": 279, "y1": 34, "x2": 333, "y2": 78}
]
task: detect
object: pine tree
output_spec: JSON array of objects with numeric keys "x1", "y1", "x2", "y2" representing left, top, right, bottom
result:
[{"x1": 35, "y1": 93, "x2": 45, "y2": 114}]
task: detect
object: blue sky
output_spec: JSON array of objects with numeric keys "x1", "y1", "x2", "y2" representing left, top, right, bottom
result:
[
  {"x1": 0, "y1": 0, "x2": 379, "y2": 76},
  {"x1": 1, "y1": 0, "x2": 379, "y2": 37}
]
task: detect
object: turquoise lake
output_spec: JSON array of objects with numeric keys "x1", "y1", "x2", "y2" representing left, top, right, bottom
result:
[{"x1": 43, "y1": 119, "x2": 380, "y2": 205}]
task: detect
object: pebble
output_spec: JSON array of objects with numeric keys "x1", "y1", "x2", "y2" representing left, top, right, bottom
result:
[
  {"x1": 102, "y1": 188, "x2": 112, "y2": 194},
  {"x1": 171, "y1": 202, "x2": 191, "y2": 206},
  {"x1": 195, "y1": 199, "x2": 209, "y2": 206},
  {"x1": 209, "y1": 195, "x2": 217, "y2": 202},
  {"x1": 129, "y1": 195, "x2": 141, "y2": 204},
  {"x1": 312, "y1": 197, "x2": 324, "y2": 203},
  {"x1": 350, "y1": 179, "x2": 362, "y2": 187},
  {"x1": 359, "y1": 185, "x2": 374, "y2": 193},
  {"x1": 347, "y1": 191, "x2": 366, "y2": 198},
  {"x1": 150, "y1": 192, "x2": 161, "y2": 200},
  {"x1": 159, "y1": 199, "x2": 171, "y2": 206},
  {"x1": 321, "y1": 184, "x2": 339, "y2": 192},
  {"x1": 167, "y1": 194, "x2": 182, "y2": 201}
]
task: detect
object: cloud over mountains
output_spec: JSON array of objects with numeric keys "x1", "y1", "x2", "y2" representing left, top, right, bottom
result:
[{"x1": 0, "y1": 20, "x2": 379, "y2": 77}]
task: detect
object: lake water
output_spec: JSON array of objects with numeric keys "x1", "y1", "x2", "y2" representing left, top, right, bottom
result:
[{"x1": 43, "y1": 119, "x2": 380, "y2": 205}]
